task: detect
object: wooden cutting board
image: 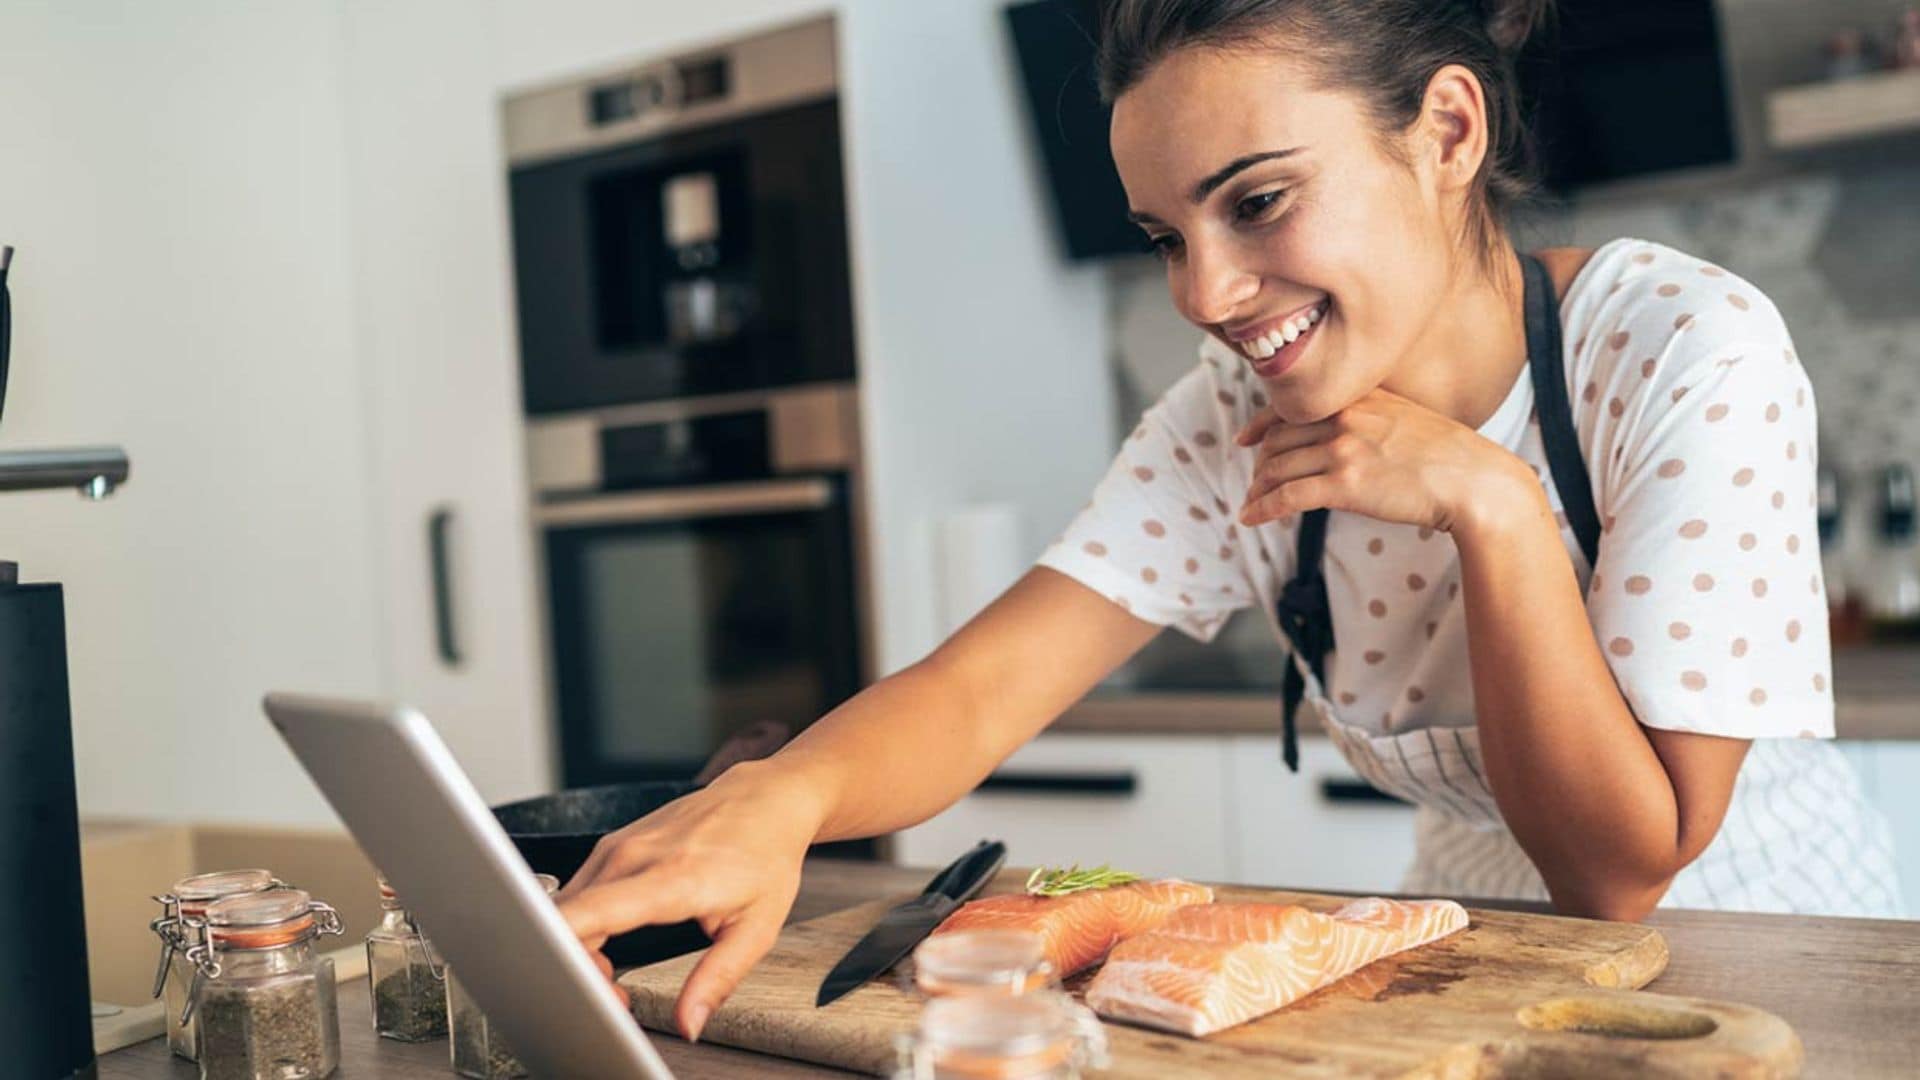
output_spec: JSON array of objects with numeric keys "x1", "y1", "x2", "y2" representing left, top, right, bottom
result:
[{"x1": 621, "y1": 872, "x2": 1803, "y2": 1078}]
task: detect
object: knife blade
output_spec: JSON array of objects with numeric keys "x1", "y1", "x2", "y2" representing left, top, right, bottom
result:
[{"x1": 815, "y1": 838, "x2": 1006, "y2": 1007}]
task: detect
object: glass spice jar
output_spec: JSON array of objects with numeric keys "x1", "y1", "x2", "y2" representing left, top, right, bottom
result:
[
  {"x1": 150, "y1": 869, "x2": 286, "y2": 1061},
  {"x1": 893, "y1": 991, "x2": 1109, "y2": 1080},
  {"x1": 183, "y1": 888, "x2": 345, "y2": 1080},
  {"x1": 366, "y1": 873, "x2": 447, "y2": 1041},
  {"x1": 911, "y1": 931, "x2": 1055, "y2": 998},
  {"x1": 447, "y1": 873, "x2": 561, "y2": 1079}
]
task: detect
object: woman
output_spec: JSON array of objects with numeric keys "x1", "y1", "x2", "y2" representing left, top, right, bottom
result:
[{"x1": 559, "y1": 0, "x2": 1905, "y2": 1040}]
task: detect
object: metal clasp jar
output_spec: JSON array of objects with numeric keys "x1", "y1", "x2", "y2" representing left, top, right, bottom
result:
[
  {"x1": 182, "y1": 888, "x2": 345, "y2": 1080},
  {"x1": 894, "y1": 991, "x2": 1109, "y2": 1080},
  {"x1": 911, "y1": 930, "x2": 1056, "y2": 998},
  {"x1": 149, "y1": 868, "x2": 286, "y2": 1061},
  {"x1": 366, "y1": 873, "x2": 447, "y2": 1041}
]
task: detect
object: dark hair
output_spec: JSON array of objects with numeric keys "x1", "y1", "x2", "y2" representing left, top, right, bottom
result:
[{"x1": 1096, "y1": 0, "x2": 1553, "y2": 261}]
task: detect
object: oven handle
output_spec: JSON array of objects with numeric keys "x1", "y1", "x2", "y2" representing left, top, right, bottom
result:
[{"x1": 536, "y1": 477, "x2": 837, "y2": 528}]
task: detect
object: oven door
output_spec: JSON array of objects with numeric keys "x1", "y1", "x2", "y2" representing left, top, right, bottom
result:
[{"x1": 539, "y1": 475, "x2": 860, "y2": 786}]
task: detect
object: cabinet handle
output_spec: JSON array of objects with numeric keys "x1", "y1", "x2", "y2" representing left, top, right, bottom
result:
[
  {"x1": 428, "y1": 506, "x2": 461, "y2": 667},
  {"x1": 976, "y1": 771, "x2": 1137, "y2": 796},
  {"x1": 1319, "y1": 779, "x2": 1409, "y2": 806}
]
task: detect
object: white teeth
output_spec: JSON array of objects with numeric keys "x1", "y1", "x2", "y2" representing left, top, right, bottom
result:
[
  {"x1": 1264, "y1": 329, "x2": 1285, "y2": 351},
  {"x1": 1281, "y1": 321, "x2": 1300, "y2": 344},
  {"x1": 1307, "y1": 304, "x2": 1323, "y2": 324},
  {"x1": 1292, "y1": 316, "x2": 1311, "y2": 335},
  {"x1": 1253, "y1": 336, "x2": 1276, "y2": 359}
]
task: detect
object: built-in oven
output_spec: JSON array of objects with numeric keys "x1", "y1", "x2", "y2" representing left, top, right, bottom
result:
[
  {"x1": 529, "y1": 385, "x2": 866, "y2": 789},
  {"x1": 503, "y1": 16, "x2": 855, "y2": 414}
]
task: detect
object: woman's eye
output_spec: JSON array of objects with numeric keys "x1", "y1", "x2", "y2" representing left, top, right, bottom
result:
[
  {"x1": 1147, "y1": 233, "x2": 1183, "y2": 260},
  {"x1": 1236, "y1": 189, "x2": 1285, "y2": 221}
]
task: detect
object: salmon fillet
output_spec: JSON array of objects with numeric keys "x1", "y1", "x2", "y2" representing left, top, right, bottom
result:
[
  {"x1": 1084, "y1": 897, "x2": 1469, "y2": 1036},
  {"x1": 929, "y1": 879, "x2": 1214, "y2": 977}
]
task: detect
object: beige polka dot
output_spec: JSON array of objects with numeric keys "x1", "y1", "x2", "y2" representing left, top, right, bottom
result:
[
  {"x1": 1258, "y1": 547, "x2": 1271, "y2": 564},
  {"x1": 1641, "y1": 358, "x2": 1658, "y2": 379},
  {"x1": 1217, "y1": 544, "x2": 1232, "y2": 560},
  {"x1": 1184, "y1": 557, "x2": 1200, "y2": 574},
  {"x1": 1657, "y1": 283, "x2": 1682, "y2": 298},
  {"x1": 1582, "y1": 381, "x2": 1599, "y2": 404},
  {"x1": 1674, "y1": 313, "x2": 1696, "y2": 331},
  {"x1": 1733, "y1": 467, "x2": 1755, "y2": 487},
  {"x1": 1609, "y1": 637, "x2": 1635, "y2": 657},
  {"x1": 1727, "y1": 293, "x2": 1751, "y2": 311},
  {"x1": 1625, "y1": 575, "x2": 1652, "y2": 595},
  {"x1": 1679, "y1": 519, "x2": 1708, "y2": 539},
  {"x1": 1705, "y1": 403, "x2": 1729, "y2": 422},
  {"x1": 1786, "y1": 620, "x2": 1802, "y2": 642},
  {"x1": 1083, "y1": 541, "x2": 1109, "y2": 557},
  {"x1": 1250, "y1": 391, "x2": 1268, "y2": 408},
  {"x1": 1609, "y1": 331, "x2": 1631, "y2": 351},
  {"x1": 1798, "y1": 729, "x2": 1817, "y2": 738},
  {"x1": 1425, "y1": 621, "x2": 1438, "y2": 640},
  {"x1": 1765, "y1": 402, "x2": 1782, "y2": 422},
  {"x1": 1786, "y1": 535, "x2": 1801, "y2": 554},
  {"x1": 1811, "y1": 573, "x2": 1822, "y2": 595},
  {"x1": 1368, "y1": 599, "x2": 1388, "y2": 618},
  {"x1": 1417, "y1": 526, "x2": 1435, "y2": 541},
  {"x1": 1671, "y1": 386, "x2": 1690, "y2": 403},
  {"x1": 1732, "y1": 637, "x2": 1749, "y2": 658},
  {"x1": 1786, "y1": 442, "x2": 1798, "y2": 461},
  {"x1": 1216, "y1": 390, "x2": 1235, "y2": 408},
  {"x1": 1367, "y1": 537, "x2": 1385, "y2": 556},
  {"x1": 1693, "y1": 573, "x2": 1715, "y2": 592},
  {"x1": 1214, "y1": 497, "x2": 1231, "y2": 515},
  {"x1": 1604, "y1": 514, "x2": 1617, "y2": 534},
  {"x1": 1178, "y1": 593, "x2": 1193, "y2": 606},
  {"x1": 1609, "y1": 397, "x2": 1626, "y2": 419},
  {"x1": 1187, "y1": 505, "x2": 1209, "y2": 521},
  {"x1": 1143, "y1": 519, "x2": 1166, "y2": 538},
  {"x1": 1681, "y1": 671, "x2": 1708, "y2": 691},
  {"x1": 1700, "y1": 264, "x2": 1726, "y2": 277},
  {"x1": 1813, "y1": 673, "x2": 1827, "y2": 692},
  {"x1": 1591, "y1": 573, "x2": 1604, "y2": 592},
  {"x1": 1633, "y1": 251, "x2": 1656, "y2": 265},
  {"x1": 1657, "y1": 459, "x2": 1687, "y2": 479},
  {"x1": 1771, "y1": 491, "x2": 1786, "y2": 510},
  {"x1": 1669, "y1": 621, "x2": 1692, "y2": 640},
  {"x1": 1408, "y1": 686, "x2": 1427, "y2": 704},
  {"x1": 1339, "y1": 692, "x2": 1357, "y2": 705},
  {"x1": 1363, "y1": 650, "x2": 1386, "y2": 665},
  {"x1": 1447, "y1": 582, "x2": 1460, "y2": 600},
  {"x1": 1796, "y1": 388, "x2": 1806, "y2": 407},
  {"x1": 1173, "y1": 446, "x2": 1194, "y2": 464},
  {"x1": 1133, "y1": 466, "x2": 1156, "y2": 483},
  {"x1": 1407, "y1": 573, "x2": 1428, "y2": 591},
  {"x1": 1141, "y1": 567, "x2": 1159, "y2": 584},
  {"x1": 1749, "y1": 688, "x2": 1768, "y2": 705},
  {"x1": 1194, "y1": 431, "x2": 1218, "y2": 448},
  {"x1": 1131, "y1": 426, "x2": 1147, "y2": 441},
  {"x1": 1752, "y1": 578, "x2": 1769, "y2": 598},
  {"x1": 1739, "y1": 533, "x2": 1757, "y2": 551}
]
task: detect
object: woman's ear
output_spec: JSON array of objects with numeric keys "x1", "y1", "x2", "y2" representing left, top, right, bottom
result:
[{"x1": 1417, "y1": 63, "x2": 1491, "y2": 196}]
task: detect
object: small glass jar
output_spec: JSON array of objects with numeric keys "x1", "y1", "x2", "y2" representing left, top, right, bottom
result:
[
  {"x1": 366, "y1": 873, "x2": 447, "y2": 1041},
  {"x1": 447, "y1": 873, "x2": 561, "y2": 1079},
  {"x1": 911, "y1": 931, "x2": 1055, "y2": 998},
  {"x1": 183, "y1": 888, "x2": 345, "y2": 1080},
  {"x1": 150, "y1": 869, "x2": 285, "y2": 1061},
  {"x1": 894, "y1": 992, "x2": 1108, "y2": 1080}
]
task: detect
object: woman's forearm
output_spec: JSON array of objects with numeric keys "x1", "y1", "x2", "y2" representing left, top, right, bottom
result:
[{"x1": 1452, "y1": 460, "x2": 1691, "y2": 918}]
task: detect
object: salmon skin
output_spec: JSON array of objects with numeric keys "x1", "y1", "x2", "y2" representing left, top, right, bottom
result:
[
  {"x1": 929, "y1": 879, "x2": 1214, "y2": 978},
  {"x1": 1084, "y1": 897, "x2": 1470, "y2": 1036}
]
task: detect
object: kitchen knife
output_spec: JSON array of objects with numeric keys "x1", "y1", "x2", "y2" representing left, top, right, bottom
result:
[{"x1": 815, "y1": 838, "x2": 1006, "y2": 1007}]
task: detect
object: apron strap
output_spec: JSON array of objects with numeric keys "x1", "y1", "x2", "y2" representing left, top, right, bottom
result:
[{"x1": 1270, "y1": 250, "x2": 1600, "y2": 770}]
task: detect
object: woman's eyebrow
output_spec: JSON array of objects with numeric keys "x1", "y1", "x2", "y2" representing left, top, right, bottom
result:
[{"x1": 1126, "y1": 147, "x2": 1306, "y2": 226}]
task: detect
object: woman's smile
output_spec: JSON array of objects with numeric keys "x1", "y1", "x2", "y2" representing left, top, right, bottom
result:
[{"x1": 1223, "y1": 296, "x2": 1331, "y2": 378}]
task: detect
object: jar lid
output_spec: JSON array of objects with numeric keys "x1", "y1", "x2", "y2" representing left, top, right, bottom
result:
[
  {"x1": 172, "y1": 868, "x2": 277, "y2": 904},
  {"x1": 207, "y1": 888, "x2": 315, "y2": 929},
  {"x1": 914, "y1": 930, "x2": 1048, "y2": 992},
  {"x1": 916, "y1": 993, "x2": 1080, "y2": 1063}
]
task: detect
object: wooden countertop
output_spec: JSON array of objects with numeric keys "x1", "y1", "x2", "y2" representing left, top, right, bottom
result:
[
  {"x1": 99, "y1": 858, "x2": 1919, "y2": 1079},
  {"x1": 1056, "y1": 644, "x2": 1920, "y2": 740}
]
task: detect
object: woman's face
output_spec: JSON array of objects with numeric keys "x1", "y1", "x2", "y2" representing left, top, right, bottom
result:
[{"x1": 1110, "y1": 44, "x2": 1465, "y2": 423}]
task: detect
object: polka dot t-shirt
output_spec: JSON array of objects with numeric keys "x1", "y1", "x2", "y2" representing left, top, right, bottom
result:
[{"x1": 1037, "y1": 239, "x2": 1905, "y2": 916}]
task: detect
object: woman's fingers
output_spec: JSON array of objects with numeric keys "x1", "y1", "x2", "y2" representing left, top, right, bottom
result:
[
  {"x1": 1243, "y1": 473, "x2": 1342, "y2": 526},
  {"x1": 673, "y1": 908, "x2": 785, "y2": 1043},
  {"x1": 560, "y1": 826, "x2": 665, "y2": 900},
  {"x1": 1241, "y1": 444, "x2": 1337, "y2": 523},
  {"x1": 1236, "y1": 413, "x2": 1334, "y2": 451},
  {"x1": 589, "y1": 947, "x2": 630, "y2": 1012},
  {"x1": 557, "y1": 865, "x2": 702, "y2": 944}
]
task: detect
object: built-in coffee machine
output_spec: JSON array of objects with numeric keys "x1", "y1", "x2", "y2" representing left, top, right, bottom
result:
[{"x1": 0, "y1": 246, "x2": 132, "y2": 1079}]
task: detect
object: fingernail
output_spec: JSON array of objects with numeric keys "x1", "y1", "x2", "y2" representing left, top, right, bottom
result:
[{"x1": 685, "y1": 1003, "x2": 711, "y2": 1043}]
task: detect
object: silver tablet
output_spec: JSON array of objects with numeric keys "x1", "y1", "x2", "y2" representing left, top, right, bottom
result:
[{"x1": 263, "y1": 692, "x2": 675, "y2": 1080}]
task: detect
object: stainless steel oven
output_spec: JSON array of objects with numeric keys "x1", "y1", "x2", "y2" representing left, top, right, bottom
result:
[{"x1": 529, "y1": 385, "x2": 866, "y2": 788}]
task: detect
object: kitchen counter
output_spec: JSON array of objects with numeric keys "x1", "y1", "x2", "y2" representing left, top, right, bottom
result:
[
  {"x1": 1057, "y1": 643, "x2": 1920, "y2": 740},
  {"x1": 98, "y1": 858, "x2": 1919, "y2": 1079}
]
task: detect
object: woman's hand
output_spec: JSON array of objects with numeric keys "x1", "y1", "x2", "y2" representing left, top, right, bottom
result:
[
  {"x1": 1233, "y1": 387, "x2": 1533, "y2": 533},
  {"x1": 555, "y1": 760, "x2": 826, "y2": 1042}
]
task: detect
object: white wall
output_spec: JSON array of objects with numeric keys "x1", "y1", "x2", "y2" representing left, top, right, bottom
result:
[{"x1": 0, "y1": 0, "x2": 382, "y2": 825}]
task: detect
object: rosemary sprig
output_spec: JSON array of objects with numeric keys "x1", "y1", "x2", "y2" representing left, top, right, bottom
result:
[{"x1": 1023, "y1": 863, "x2": 1142, "y2": 897}]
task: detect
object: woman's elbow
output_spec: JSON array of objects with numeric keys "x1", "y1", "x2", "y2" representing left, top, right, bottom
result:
[{"x1": 1548, "y1": 873, "x2": 1674, "y2": 923}]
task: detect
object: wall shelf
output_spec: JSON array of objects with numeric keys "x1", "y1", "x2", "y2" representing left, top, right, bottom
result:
[{"x1": 1768, "y1": 68, "x2": 1920, "y2": 150}]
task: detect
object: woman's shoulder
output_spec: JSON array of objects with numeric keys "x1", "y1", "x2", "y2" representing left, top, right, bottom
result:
[{"x1": 1556, "y1": 238, "x2": 1793, "y2": 353}]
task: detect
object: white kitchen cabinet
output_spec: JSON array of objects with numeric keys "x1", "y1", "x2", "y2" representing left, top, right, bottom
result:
[
  {"x1": 892, "y1": 735, "x2": 1235, "y2": 881},
  {"x1": 1226, "y1": 735, "x2": 1419, "y2": 894}
]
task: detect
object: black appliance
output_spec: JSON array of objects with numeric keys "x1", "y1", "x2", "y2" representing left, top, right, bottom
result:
[
  {"x1": 0, "y1": 245, "x2": 132, "y2": 1080},
  {"x1": 505, "y1": 16, "x2": 856, "y2": 413},
  {"x1": 1004, "y1": 0, "x2": 1739, "y2": 260}
]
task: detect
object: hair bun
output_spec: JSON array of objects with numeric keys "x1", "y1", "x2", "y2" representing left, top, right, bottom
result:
[{"x1": 1481, "y1": 0, "x2": 1554, "y2": 54}]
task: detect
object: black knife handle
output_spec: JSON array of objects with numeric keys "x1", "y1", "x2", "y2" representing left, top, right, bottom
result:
[{"x1": 920, "y1": 839, "x2": 1006, "y2": 903}]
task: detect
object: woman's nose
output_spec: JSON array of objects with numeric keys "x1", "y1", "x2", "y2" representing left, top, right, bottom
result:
[{"x1": 1178, "y1": 245, "x2": 1260, "y2": 328}]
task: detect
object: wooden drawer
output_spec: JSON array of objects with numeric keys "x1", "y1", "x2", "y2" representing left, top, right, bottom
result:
[
  {"x1": 892, "y1": 734, "x2": 1233, "y2": 881},
  {"x1": 1226, "y1": 735, "x2": 1418, "y2": 893}
]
